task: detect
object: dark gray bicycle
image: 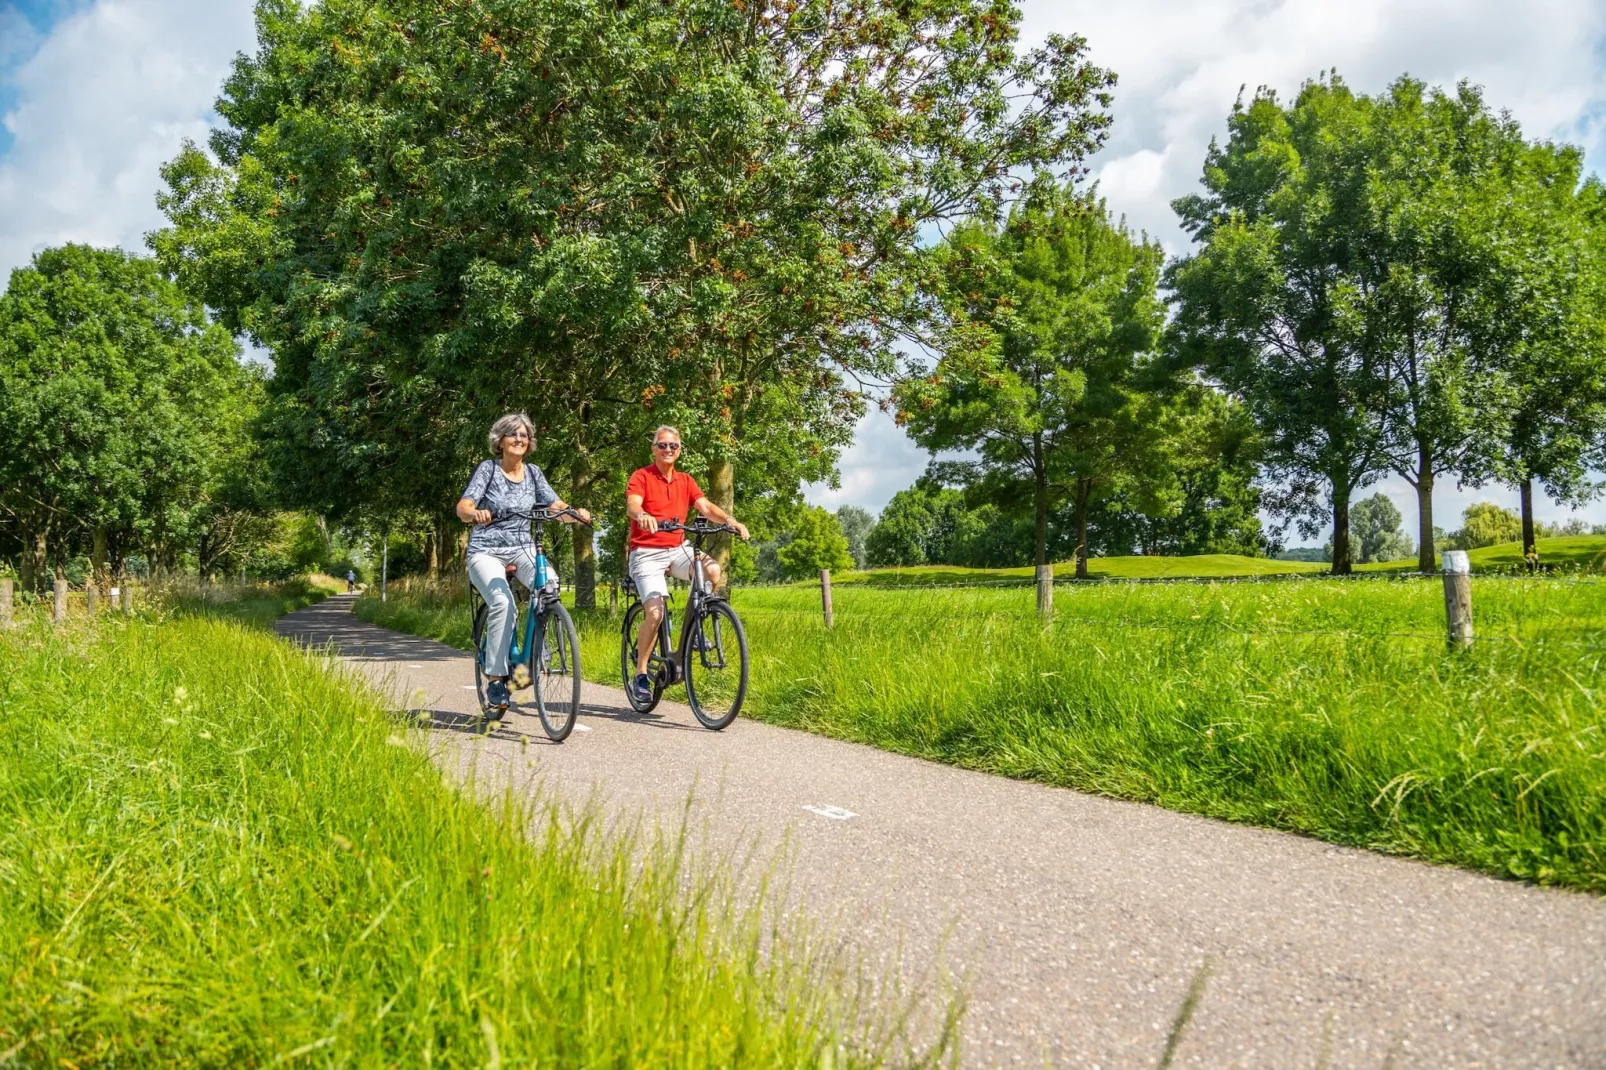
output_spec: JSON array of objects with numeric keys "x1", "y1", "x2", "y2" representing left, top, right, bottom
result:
[{"x1": 619, "y1": 518, "x2": 749, "y2": 730}]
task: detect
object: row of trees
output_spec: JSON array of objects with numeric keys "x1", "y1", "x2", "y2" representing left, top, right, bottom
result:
[
  {"x1": 142, "y1": 0, "x2": 1123, "y2": 604},
  {"x1": 877, "y1": 75, "x2": 1606, "y2": 576},
  {"x1": 5, "y1": 8, "x2": 1602, "y2": 582},
  {"x1": 0, "y1": 245, "x2": 266, "y2": 592},
  {"x1": 1169, "y1": 76, "x2": 1606, "y2": 573}
]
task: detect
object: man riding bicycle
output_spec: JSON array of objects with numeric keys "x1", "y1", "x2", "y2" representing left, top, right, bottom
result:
[{"x1": 626, "y1": 425, "x2": 748, "y2": 704}]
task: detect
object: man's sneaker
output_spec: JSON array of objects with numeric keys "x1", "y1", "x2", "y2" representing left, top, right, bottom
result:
[
  {"x1": 632, "y1": 673, "x2": 654, "y2": 705},
  {"x1": 486, "y1": 678, "x2": 511, "y2": 711}
]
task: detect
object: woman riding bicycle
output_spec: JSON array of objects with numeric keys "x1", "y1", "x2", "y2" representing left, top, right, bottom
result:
[{"x1": 455, "y1": 412, "x2": 591, "y2": 710}]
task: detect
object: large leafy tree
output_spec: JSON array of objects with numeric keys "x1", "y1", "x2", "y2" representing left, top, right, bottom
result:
[
  {"x1": 0, "y1": 245, "x2": 244, "y2": 591},
  {"x1": 1474, "y1": 150, "x2": 1606, "y2": 552},
  {"x1": 895, "y1": 181, "x2": 1167, "y2": 577},
  {"x1": 1169, "y1": 78, "x2": 1394, "y2": 575},
  {"x1": 153, "y1": 0, "x2": 1117, "y2": 589}
]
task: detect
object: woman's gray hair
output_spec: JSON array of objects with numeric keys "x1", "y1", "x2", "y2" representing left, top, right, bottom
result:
[{"x1": 488, "y1": 412, "x2": 535, "y2": 458}]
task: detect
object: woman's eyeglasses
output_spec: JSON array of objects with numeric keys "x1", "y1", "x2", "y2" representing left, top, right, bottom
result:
[
  {"x1": 654, "y1": 441, "x2": 681, "y2": 452},
  {"x1": 504, "y1": 431, "x2": 531, "y2": 441}
]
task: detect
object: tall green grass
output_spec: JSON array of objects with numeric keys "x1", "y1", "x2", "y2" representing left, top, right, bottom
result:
[
  {"x1": 361, "y1": 574, "x2": 1606, "y2": 891},
  {"x1": 0, "y1": 610, "x2": 933, "y2": 1065}
]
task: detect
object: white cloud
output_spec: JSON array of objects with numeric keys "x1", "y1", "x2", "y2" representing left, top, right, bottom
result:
[
  {"x1": 804, "y1": 408, "x2": 932, "y2": 516},
  {"x1": 0, "y1": 0, "x2": 255, "y2": 280}
]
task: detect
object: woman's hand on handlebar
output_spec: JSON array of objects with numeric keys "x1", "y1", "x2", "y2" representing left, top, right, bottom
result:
[{"x1": 472, "y1": 508, "x2": 493, "y2": 526}]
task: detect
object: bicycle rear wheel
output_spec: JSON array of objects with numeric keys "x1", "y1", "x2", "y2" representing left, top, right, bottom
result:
[
  {"x1": 533, "y1": 602, "x2": 581, "y2": 741},
  {"x1": 683, "y1": 600, "x2": 748, "y2": 730},
  {"x1": 619, "y1": 601, "x2": 665, "y2": 714}
]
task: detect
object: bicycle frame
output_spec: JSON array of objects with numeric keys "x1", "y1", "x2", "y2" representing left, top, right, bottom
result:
[
  {"x1": 472, "y1": 513, "x2": 571, "y2": 674},
  {"x1": 641, "y1": 526, "x2": 729, "y2": 682}
]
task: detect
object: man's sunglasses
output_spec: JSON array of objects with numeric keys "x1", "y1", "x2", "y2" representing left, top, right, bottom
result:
[{"x1": 654, "y1": 441, "x2": 682, "y2": 452}]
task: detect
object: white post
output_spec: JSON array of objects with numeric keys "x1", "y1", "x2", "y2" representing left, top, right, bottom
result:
[
  {"x1": 381, "y1": 533, "x2": 389, "y2": 602},
  {"x1": 1442, "y1": 550, "x2": 1473, "y2": 649},
  {"x1": 820, "y1": 569, "x2": 834, "y2": 629},
  {"x1": 1036, "y1": 564, "x2": 1054, "y2": 622}
]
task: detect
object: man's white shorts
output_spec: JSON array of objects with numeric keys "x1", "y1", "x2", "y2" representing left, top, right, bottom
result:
[{"x1": 628, "y1": 544, "x2": 703, "y2": 601}]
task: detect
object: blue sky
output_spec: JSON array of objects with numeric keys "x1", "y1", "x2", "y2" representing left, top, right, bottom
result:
[{"x1": 3, "y1": 0, "x2": 1605, "y2": 533}]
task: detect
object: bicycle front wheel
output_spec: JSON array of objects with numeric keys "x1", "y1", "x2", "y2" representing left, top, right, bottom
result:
[
  {"x1": 683, "y1": 600, "x2": 748, "y2": 730},
  {"x1": 470, "y1": 601, "x2": 501, "y2": 723},
  {"x1": 533, "y1": 602, "x2": 581, "y2": 742}
]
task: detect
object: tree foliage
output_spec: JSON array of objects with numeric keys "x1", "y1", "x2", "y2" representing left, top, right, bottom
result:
[
  {"x1": 152, "y1": 0, "x2": 1118, "y2": 584},
  {"x1": 775, "y1": 506, "x2": 854, "y2": 579},
  {"x1": 0, "y1": 245, "x2": 246, "y2": 590},
  {"x1": 896, "y1": 180, "x2": 1167, "y2": 576}
]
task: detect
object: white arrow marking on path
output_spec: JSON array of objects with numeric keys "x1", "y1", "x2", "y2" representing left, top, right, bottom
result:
[{"x1": 802, "y1": 804, "x2": 858, "y2": 821}]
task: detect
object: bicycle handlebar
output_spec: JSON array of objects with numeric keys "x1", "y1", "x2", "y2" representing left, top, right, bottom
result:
[
  {"x1": 657, "y1": 517, "x2": 741, "y2": 537},
  {"x1": 494, "y1": 506, "x2": 593, "y2": 527}
]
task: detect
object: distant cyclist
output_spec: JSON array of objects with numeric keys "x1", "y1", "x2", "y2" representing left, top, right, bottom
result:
[
  {"x1": 456, "y1": 412, "x2": 591, "y2": 710},
  {"x1": 345, "y1": 569, "x2": 356, "y2": 593},
  {"x1": 625, "y1": 425, "x2": 748, "y2": 704}
]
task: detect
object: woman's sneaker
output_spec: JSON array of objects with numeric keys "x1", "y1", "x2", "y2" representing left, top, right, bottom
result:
[
  {"x1": 486, "y1": 678, "x2": 511, "y2": 711},
  {"x1": 632, "y1": 673, "x2": 654, "y2": 705}
]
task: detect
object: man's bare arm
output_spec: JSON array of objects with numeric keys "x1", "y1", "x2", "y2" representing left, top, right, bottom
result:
[
  {"x1": 693, "y1": 497, "x2": 749, "y2": 541},
  {"x1": 627, "y1": 492, "x2": 658, "y2": 534}
]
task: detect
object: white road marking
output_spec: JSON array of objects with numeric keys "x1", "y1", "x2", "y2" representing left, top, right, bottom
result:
[
  {"x1": 802, "y1": 804, "x2": 858, "y2": 821},
  {"x1": 409, "y1": 664, "x2": 423, "y2": 668},
  {"x1": 575, "y1": 724, "x2": 593, "y2": 732},
  {"x1": 461, "y1": 685, "x2": 477, "y2": 690}
]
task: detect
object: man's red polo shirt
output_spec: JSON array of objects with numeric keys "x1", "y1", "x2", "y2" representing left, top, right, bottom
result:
[{"x1": 627, "y1": 465, "x2": 704, "y2": 550}]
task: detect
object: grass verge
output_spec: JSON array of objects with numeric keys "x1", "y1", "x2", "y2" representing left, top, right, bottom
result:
[
  {"x1": 360, "y1": 574, "x2": 1606, "y2": 892},
  {"x1": 0, "y1": 609, "x2": 923, "y2": 1065}
]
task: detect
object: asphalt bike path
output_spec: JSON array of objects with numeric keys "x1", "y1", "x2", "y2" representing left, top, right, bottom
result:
[{"x1": 278, "y1": 595, "x2": 1606, "y2": 1069}]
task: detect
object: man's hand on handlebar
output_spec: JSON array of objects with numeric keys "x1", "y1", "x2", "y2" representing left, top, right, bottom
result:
[{"x1": 633, "y1": 511, "x2": 660, "y2": 535}]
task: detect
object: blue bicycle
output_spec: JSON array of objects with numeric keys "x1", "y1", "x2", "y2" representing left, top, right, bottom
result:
[{"x1": 470, "y1": 506, "x2": 589, "y2": 741}]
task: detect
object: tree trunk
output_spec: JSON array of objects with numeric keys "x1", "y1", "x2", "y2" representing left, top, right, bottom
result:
[
  {"x1": 1520, "y1": 476, "x2": 1536, "y2": 555},
  {"x1": 707, "y1": 456, "x2": 735, "y2": 581},
  {"x1": 570, "y1": 456, "x2": 597, "y2": 610},
  {"x1": 22, "y1": 527, "x2": 46, "y2": 594},
  {"x1": 1074, "y1": 478, "x2": 1091, "y2": 580},
  {"x1": 1414, "y1": 447, "x2": 1436, "y2": 574},
  {"x1": 1331, "y1": 484, "x2": 1353, "y2": 576},
  {"x1": 91, "y1": 526, "x2": 109, "y2": 590},
  {"x1": 424, "y1": 527, "x2": 439, "y2": 578}
]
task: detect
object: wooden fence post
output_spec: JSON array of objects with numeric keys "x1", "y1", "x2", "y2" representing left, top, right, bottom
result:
[
  {"x1": 1036, "y1": 564, "x2": 1054, "y2": 622},
  {"x1": 123, "y1": 582, "x2": 135, "y2": 616},
  {"x1": 608, "y1": 582, "x2": 618, "y2": 617},
  {"x1": 86, "y1": 581, "x2": 99, "y2": 614},
  {"x1": 820, "y1": 569, "x2": 834, "y2": 629},
  {"x1": 0, "y1": 578, "x2": 12, "y2": 629},
  {"x1": 1442, "y1": 550, "x2": 1473, "y2": 649},
  {"x1": 53, "y1": 578, "x2": 68, "y2": 625}
]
